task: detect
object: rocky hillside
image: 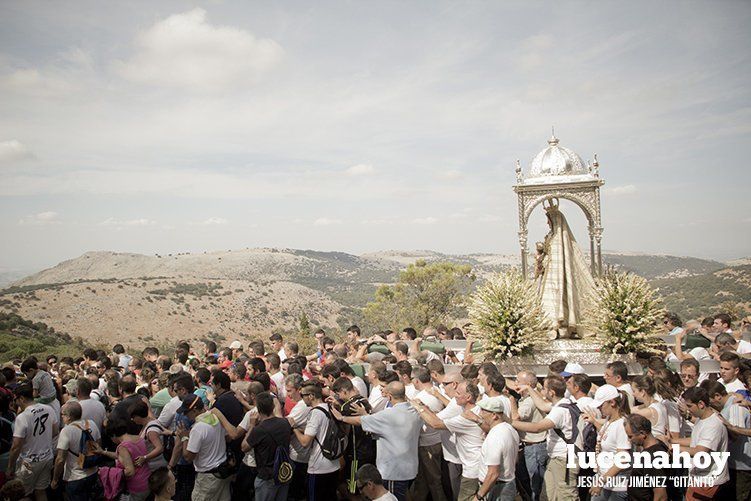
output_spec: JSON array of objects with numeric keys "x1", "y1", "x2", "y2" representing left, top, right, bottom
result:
[
  {"x1": 652, "y1": 264, "x2": 751, "y2": 319},
  {"x1": 0, "y1": 248, "x2": 742, "y2": 349}
]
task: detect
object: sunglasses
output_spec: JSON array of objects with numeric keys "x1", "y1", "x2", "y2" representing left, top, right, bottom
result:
[{"x1": 300, "y1": 393, "x2": 313, "y2": 397}]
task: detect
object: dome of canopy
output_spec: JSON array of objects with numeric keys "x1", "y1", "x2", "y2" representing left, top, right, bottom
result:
[{"x1": 528, "y1": 134, "x2": 589, "y2": 179}]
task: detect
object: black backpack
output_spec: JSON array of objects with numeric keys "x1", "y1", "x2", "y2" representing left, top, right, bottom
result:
[
  {"x1": 312, "y1": 406, "x2": 347, "y2": 460},
  {"x1": 272, "y1": 439, "x2": 294, "y2": 485},
  {"x1": 553, "y1": 402, "x2": 596, "y2": 453},
  {"x1": 143, "y1": 422, "x2": 174, "y2": 462}
]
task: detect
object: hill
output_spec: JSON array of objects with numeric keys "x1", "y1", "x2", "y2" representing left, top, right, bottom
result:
[
  {"x1": 0, "y1": 312, "x2": 87, "y2": 363},
  {"x1": 652, "y1": 264, "x2": 751, "y2": 319},
  {"x1": 0, "y1": 248, "x2": 741, "y2": 349}
]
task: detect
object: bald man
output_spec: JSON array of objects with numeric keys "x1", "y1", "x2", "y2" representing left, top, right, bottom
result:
[
  {"x1": 332, "y1": 382, "x2": 422, "y2": 501},
  {"x1": 515, "y1": 370, "x2": 547, "y2": 501}
]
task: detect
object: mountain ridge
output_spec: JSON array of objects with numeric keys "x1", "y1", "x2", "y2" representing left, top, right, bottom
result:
[{"x1": 0, "y1": 248, "x2": 746, "y2": 350}]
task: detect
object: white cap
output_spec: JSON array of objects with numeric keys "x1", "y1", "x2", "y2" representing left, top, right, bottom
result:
[
  {"x1": 560, "y1": 363, "x2": 585, "y2": 377},
  {"x1": 593, "y1": 384, "x2": 620, "y2": 408},
  {"x1": 229, "y1": 341, "x2": 243, "y2": 350}
]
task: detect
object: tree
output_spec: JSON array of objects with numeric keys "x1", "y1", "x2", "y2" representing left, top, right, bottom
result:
[
  {"x1": 362, "y1": 260, "x2": 475, "y2": 332},
  {"x1": 299, "y1": 312, "x2": 311, "y2": 336}
]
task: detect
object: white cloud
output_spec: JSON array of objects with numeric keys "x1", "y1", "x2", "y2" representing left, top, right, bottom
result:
[
  {"x1": 412, "y1": 217, "x2": 438, "y2": 225},
  {"x1": 605, "y1": 184, "x2": 637, "y2": 196},
  {"x1": 99, "y1": 217, "x2": 156, "y2": 227},
  {"x1": 449, "y1": 208, "x2": 474, "y2": 220},
  {"x1": 438, "y1": 170, "x2": 462, "y2": 180},
  {"x1": 345, "y1": 164, "x2": 374, "y2": 176},
  {"x1": 18, "y1": 211, "x2": 59, "y2": 225},
  {"x1": 479, "y1": 214, "x2": 502, "y2": 222},
  {"x1": 313, "y1": 217, "x2": 342, "y2": 226},
  {"x1": 518, "y1": 34, "x2": 554, "y2": 71},
  {"x1": 0, "y1": 140, "x2": 34, "y2": 163},
  {"x1": 115, "y1": 8, "x2": 283, "y2": 91},
  {"x1": 200, "y1": 217, "x2": 228, "y2": 225}
]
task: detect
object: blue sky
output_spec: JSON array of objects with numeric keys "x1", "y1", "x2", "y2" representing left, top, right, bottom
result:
[{"x1": 1, "y1": 1, "x2": 750, "y2": 272}]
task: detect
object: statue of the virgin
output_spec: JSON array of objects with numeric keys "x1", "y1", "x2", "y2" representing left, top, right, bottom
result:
[{"x1": 535, "y1": 199, "x2": 596, "y2": 339}]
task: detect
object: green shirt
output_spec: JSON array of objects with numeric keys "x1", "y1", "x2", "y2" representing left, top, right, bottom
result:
[{"x1": 149, "y1": 387, "x2": 171, "y2": 417}]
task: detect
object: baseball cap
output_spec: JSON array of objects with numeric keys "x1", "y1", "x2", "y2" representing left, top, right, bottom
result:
[
  {"x1": 593, "y1": 384, "x2": 620, "y2": 408},
  {"x1": 560, "y1": 363, "x2": 585, "y2": 378},
  {"x1": 177, "y1": 393, "x2": 203, "y2": 414},
  {"x1": 477, "y1": 396, "x2": 505, "y2": 414},
  {"x1": 229, "y1": 341, "x2": 243, "y2": 350}
]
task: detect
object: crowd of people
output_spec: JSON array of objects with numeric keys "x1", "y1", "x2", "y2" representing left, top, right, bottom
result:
[{"x1": 0, "y1": 314, "x2": 749, "y2": 501}]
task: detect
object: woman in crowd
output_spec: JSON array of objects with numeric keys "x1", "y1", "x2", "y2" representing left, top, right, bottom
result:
[
  {"x1": 586, "y1": 384, "x2": 632, "y2": 501},
  {"x1": 631, "y1": 375, "x2": 669, "y2": 439},
  {"x1": 97, "y1": 417, "x2": 151, "y2": 501}
]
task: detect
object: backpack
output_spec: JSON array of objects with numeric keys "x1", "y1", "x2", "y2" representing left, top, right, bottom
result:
[
  {"x1": 69, "y1": 421, "x2": 102, "y2": 469},
  {"x1": 272, "y1": 439, "x2": 294, "y2": 485},
  {"x1": 98, "y1": 465, "x2": 125, "y2": 501},
  {"x1": 143, "y1": 422, "x2": 174, "y2": 462},
  {"x1": 312, "y1": 406, "x2": 347, "y2": 460},
  {"x1": 551, "y1": 403, "x2": 582, "y2": 450}
]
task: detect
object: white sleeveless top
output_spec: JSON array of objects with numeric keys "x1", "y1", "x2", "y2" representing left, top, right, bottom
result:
[{"x1": 649, "y1": 401, "x2": 668, "y2": 437}]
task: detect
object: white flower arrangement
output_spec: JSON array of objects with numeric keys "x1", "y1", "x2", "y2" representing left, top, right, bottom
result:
[
  {"x1": 584, "y1": 270, "x2": 665, "y2": 355},
  {"x1": 468, "y1": 269, "x2": 551, "y2": 360}
]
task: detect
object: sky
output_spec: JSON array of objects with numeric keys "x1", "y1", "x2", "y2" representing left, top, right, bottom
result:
[{"x1": 1, "y1": 1, "x2": 750, "y2": 273}]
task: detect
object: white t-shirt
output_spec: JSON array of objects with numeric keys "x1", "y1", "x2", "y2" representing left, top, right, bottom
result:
[
  {"x1": 722, "y1": 398, "x2": 751, "y2": 471},
  {"x1": 656, "y1": 396, "x2": 683, "y2": 434},
  {"x1": 415, "y1": 390, "x2": 443, "y2": 447},
  {"x1": 14, "y1": 403, "x2": 58, "y2": 461},
  {"x1": 689, "y1": 413, "x2": 729, "y2": 485},
  {"x1": 187, "y1": 418, "x2": 227, "y2": 473},
  {"x1": 270, "y1": 372, "x2": 286, "y2": 401},
  {"x1": 373, "y1": 491, "x2": 398, "y2": 501},
  {"x1": 546, "y1": 399, "x2": 574, "y2": 458},
  {"x1": 722, "y1": 378, "x2": 747, "y2": 393},
  {"x1": 239, "y1": 408, "x2": 259, "y2": 467},
  {"x1": 444, "y1": 406, "x2": 484, "y2": 479},
  {"x1": 57, "y1": 419, "x2": 100, "y2": 481},
  {"x1": 79, "y1": 398, "x2": 106, "y2": 435},
  {"x1": 405, "y1": 384, "x2": 419, "y2": 400},
  {"x1": 352, "y1": 377, "x2": 368, "y2": 398},
  {"x1": 479, "y1": 393, "x2": 512, "y2": 417},
  {"x1": 737, "y1": 340, "x2": 751, "y2": 354},
  {"x1": 278, "y1": 348, "x2": 287, "y2": 361},
  {"x1": 688, "y1": 347, "x2": 712, "y2": 361},
  {"x1": 616, "y1": 383, "x2": 635, "y2": 409},
  {"x1": 478, "y1": 422, "x2": 519, "y2": 483},
  {"x1": 596, "y1": 417, "x2": 631, "y2": 492},
  {"x1": 436, "y1": 399, "x2": 462, "y2": 464},
  {"x1": 158, "y1": 396, "x2": 181, "y2": 429},
  {"x1": 287, "y1": 400, "x2": 311, "y2": 463},
  {"x1": 368, "y1": 385, "x2": 388, "y2": 413},
  {"x1": 304, "y1": 404, "x2": 340, "y2": 474},
  {"x1": 575, "y1": 396, "x2": 598, "y2": 414}
]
